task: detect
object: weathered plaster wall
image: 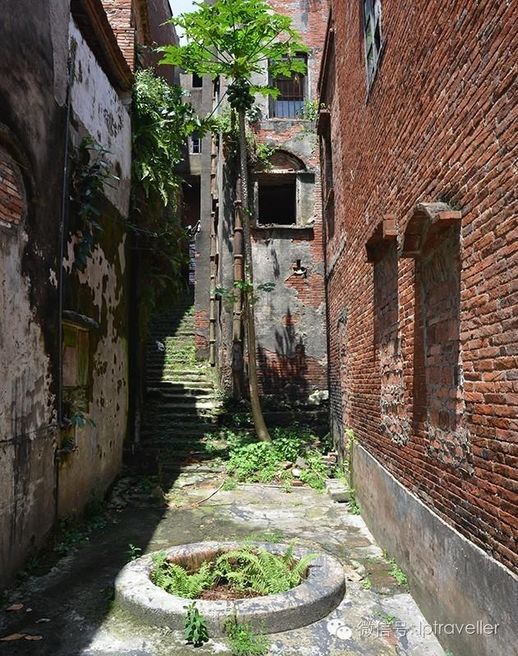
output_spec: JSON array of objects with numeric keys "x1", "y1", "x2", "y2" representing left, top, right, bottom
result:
[
  {"x1": 0, "y1": 0, "x2": 69, "y2": 585},
  {"x1": 58, "y1": 19, "x2": 131, "y2": 517},
  {"x1": 0, "y1": 2, "x2": 133, "y2": 584},
  {"x1": 354, "y1": 443, "x2": 518, "y2": 656},
  {"x1": 252, "y1": 230, "x2": 327, "y2": 399},
  {"x1": 248, "y1": 0, "x2": 329, "y2": 401},
  {"x1": 70, "y1": 20, "x2": 132, "y2": 216}
]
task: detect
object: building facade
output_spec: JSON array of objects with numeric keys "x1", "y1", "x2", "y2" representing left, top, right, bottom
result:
[
  {"x1": 0, "y1": 0, "x2": 175, "y2": 585},
  {"x1": 318, "y1": 2, "x2": 518, "y2": 654},
  {"x1": 189, "y1": 0, "x2": 330, "y2": 409}
]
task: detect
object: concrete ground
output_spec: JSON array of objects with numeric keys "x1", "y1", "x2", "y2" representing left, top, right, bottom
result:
[{"x1": 0, "y1": 470, "x2": 447, "y2": 655}]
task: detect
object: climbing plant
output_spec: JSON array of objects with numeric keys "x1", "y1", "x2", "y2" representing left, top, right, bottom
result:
[
  {"x1": 160, "y1": 0, "x2": 307, "y2": 442},
  {"x1": 131, "y1": 69, "x2": 206, "y2": 325},
  {"x1": 71, "y1": 137, "x2": 117, "y2": 272},
  {"x1": 132, "y1": 69, "x2": 203, "y2": 205}
]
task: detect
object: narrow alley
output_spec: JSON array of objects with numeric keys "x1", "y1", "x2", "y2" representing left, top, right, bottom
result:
[{"x1": 1, "y1": 1, "x2": 517, "y2": 656}]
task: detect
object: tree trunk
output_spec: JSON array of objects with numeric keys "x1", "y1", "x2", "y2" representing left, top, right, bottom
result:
[
  {"x1": 232, "y1": 182, "x2": 244, "y2": 398},
  {"x1": 237, "y1": 109, "x2": 271, "y2": 442},
  {"x1": 231, "y1": 111, "x2": 244, "y2": 397}
]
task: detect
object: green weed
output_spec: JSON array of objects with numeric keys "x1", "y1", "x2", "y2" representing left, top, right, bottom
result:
[
  {"x1": 224, "y1": 615, "x2": 269, "y2": 656},
  {"x1": 222, "y1": 479, "x2": 238, "y2": 491},
  {"x1": 361, "y1": 577, "x2": 372, "y2": 591},
  {"x1": 387, "y1": 557, "x2": 408, "y2": 586},
  {"x1": 127, "y1": 544, "x2": 142, "y2": 561},
  {"x1": 184, "y1": 602, "x2": 209, "y2": 647},
  {"x1": 299, "y1": 451, "x2": 328, "y2": 490},
  {"x1": 347, "y1": 494, "x2": 361, "y2": 515}
]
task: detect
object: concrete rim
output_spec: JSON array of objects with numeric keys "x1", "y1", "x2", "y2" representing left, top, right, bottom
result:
[{"x1": 115, "y1": 541, "x2": 346, "y2": 634}]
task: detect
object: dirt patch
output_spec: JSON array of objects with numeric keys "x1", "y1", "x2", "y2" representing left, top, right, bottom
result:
[{"x1": 198, "y1": 584, "x2": 259, "y2": 601}]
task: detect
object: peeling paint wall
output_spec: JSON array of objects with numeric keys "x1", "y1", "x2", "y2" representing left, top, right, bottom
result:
[
  {"x1": 70, "y1": 20, "x2": 132, "y2": 217},
  {"x1": 192, "y1": 0, "x2": 330, "y2": 403},
  {"x1": 0, "y1": 0, "x2": 68, "y2": 585},
  {"x1": 0, "y1": 1, "x2": 132, "y2": 585},
  {"x1": 57, "y1": 19, "x2": 131, "y2": 517},
  {"x1": 253, "y1": 232, "x2": 328, "y2": 399}
]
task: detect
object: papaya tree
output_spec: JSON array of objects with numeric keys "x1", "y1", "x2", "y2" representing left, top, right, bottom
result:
[{"x1": 160, "y1": 0, "x2": 307, "y2": 442}]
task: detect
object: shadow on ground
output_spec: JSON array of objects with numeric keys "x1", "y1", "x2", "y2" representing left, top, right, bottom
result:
[{"x1": 0, "y1": 469, "x2": 447, "y2": 656}]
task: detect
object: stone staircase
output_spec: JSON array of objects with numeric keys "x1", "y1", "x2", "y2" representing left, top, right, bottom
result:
[{"x1": 141, "y1": 302, "x2": 223, "y2": 477}]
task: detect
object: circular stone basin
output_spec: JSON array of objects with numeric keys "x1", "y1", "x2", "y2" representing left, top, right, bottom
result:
[{"x1": 115, "y1": 542, "x2": 345, "y2": 635}]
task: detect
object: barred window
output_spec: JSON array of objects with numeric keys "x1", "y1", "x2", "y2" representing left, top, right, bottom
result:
[{"x1": 270, "y1": 55, "x2": 307, "y2": 119}]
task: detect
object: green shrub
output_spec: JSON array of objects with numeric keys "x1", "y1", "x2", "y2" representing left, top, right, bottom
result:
[
  {"x1": 227, "y1": 441, "x2": 281, "y2": 483},
  {"x1": 271, "y1": 427, "x2": 312, "y2": 461},
  {"x1": 225, "y1": 427, "x2": 328, "y2": 489}
]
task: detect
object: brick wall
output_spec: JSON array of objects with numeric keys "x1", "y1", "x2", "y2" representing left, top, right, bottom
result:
[
  {"x1": 101, "y1": 0, "x2": 135, "y2": 70},
  {"x1": 0, "y1": 148, "x2": 25, "y2": 226},
  {"x1": 322, "y1": 0, "x2": 518, "y2": 573},
  {"x1": 248, "y1": 0, "x2": 329, "y2": 402}
]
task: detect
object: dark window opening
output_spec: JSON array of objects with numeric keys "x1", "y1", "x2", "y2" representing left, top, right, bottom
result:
[
  {"x1": 270, "y1": 56, "x2": 307, "y2": 118},
  {"x1": 192, "y1": 73, "x2": 203, "y2": 88},
  {"x1": 190, "y1": 133, "x2": 201, "y2": 154},
  {"x1": 257, "y1": 175, "x2": 296, "y2": 226},
  {"x1": 363, "y1": 0, "x2": 383, "y2": 87}
]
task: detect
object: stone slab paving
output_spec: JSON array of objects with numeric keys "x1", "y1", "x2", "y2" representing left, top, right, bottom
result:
[{"x1": 0, "y1": 473, "x2": 446, "y2": 655}]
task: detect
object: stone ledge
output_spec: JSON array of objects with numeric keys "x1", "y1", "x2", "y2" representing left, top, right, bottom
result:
[{"x1": 115, "y1": 541, "x2": 345, "y2": 635}]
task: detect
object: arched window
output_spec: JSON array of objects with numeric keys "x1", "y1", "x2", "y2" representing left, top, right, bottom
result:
[{"x1": 254, "y1": 150, "x2": 315, "y2": 228}]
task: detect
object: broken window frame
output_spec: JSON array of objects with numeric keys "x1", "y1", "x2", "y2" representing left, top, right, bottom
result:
[
  {"x1": 363, "y1": 0, "x2": 383, "y2": 89},
  {"x1": 254, "y1": 171, "x2": 315, "y2": 228}
]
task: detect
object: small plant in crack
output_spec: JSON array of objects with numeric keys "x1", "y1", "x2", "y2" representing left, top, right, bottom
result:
[
  {"x1": 184, "y1": 602, "x2": 209, "y2": 647},
  {"x1": 377, "y1": 611, "x2": 396, "y2": 625},
  {"x1": 224, "y1": 614, "x2": 269, "y2": 656},
  {"x1": 386, "y1": 556, "x2": 408, "y2": 586},
  {"x1": 222, "y1": 478, "x2": 237, "y2": 491},
  {"x1": 127, "y1": 544, "x2": 142, "y2": 561},
  {"x1": 361, "y1": 577, "x2": 372, "y2": 591}
]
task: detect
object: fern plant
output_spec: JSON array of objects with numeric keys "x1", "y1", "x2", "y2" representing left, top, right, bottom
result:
[
  {"x1": 150, "y1": 552, "x2": 215, "y2": 599},
  {"x1": 214, "y1": 546, "x2": 315, "y2": 596},
  {"x1": 150, "y1": 547, "x2": 315, "y2": 599}
]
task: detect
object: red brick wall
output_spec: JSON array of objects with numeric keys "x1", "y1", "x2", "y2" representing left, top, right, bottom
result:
[
  {"x1": 101, "y1": 0, "x2": 135, "y2": 70},
  {"x1": 323, "y1": 0, "x2": 518, "y2": 573},
  {"x1": 0, "y1": 148, "x2": 25, "y2": 226}
]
